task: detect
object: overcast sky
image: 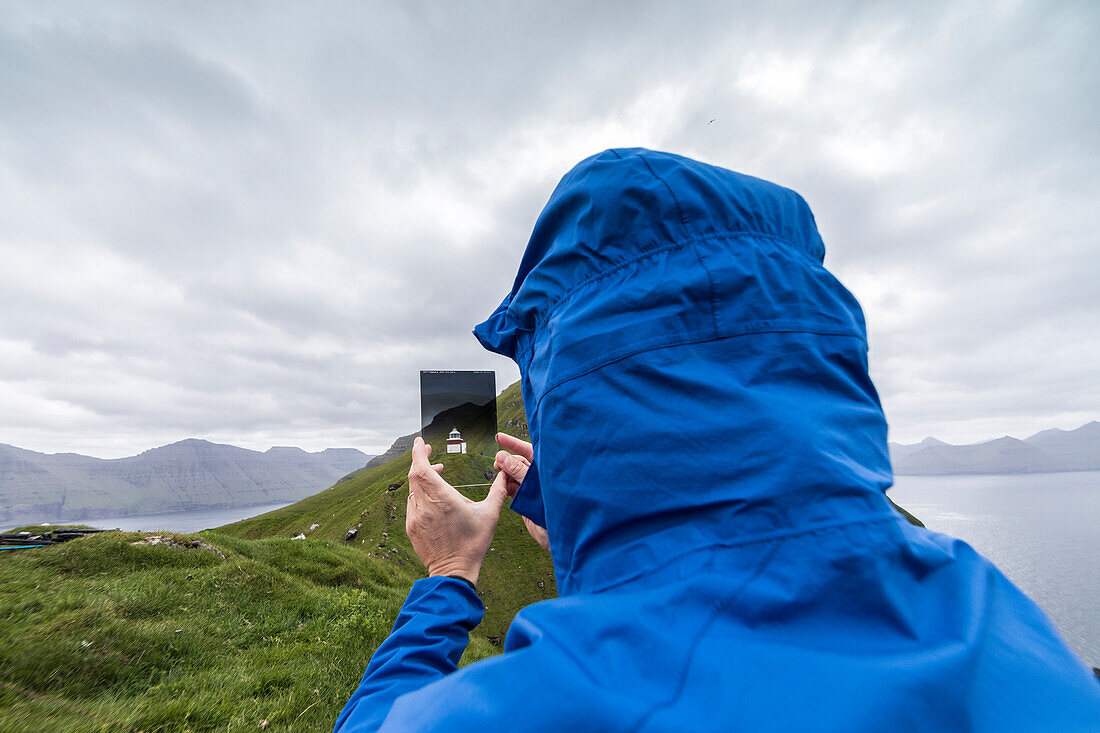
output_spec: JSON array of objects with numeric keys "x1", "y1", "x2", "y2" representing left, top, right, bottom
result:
[{"x1": 0, "y1": 1, "x2": 1096, "y2": 458}]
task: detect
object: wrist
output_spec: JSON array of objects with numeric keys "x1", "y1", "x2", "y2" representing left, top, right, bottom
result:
[
  {"x1": 444, "y1": 575, "x2": 477, "y2": 592},
  {"x1": 428, "y1": 560, "x2": 480, "y2": 587}
]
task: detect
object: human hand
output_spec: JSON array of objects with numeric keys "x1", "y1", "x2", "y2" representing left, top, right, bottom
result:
[
  {"x1": 494, "y1": 432, "x2": 551, "y2": 553},
  {"x1": 406, "y1": 437, "x2": 508, "y2": 586}
]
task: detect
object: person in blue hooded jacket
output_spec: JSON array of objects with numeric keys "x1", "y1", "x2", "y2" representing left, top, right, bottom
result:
[{"x1": 333, "y1": 149, "x2": 1100, "y2": 732}]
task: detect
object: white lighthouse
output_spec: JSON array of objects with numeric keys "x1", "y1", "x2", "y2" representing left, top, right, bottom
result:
[{"x1": 445, "y1": 427, "x2": 467, "y2": 454}]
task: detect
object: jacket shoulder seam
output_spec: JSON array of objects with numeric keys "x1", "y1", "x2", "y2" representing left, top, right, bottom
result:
[
  {"x1": 632, "y1": 540, "x2": 784, "y2": 732},
  {"x1": 637, "y1": 151, "x2": 691, "y2": 237},
  {"x1": 517, "y1": 229, "x2": 809, "y2": 339},
  {"x1": 585, "y1": 514, "x2": 899, "y2": 595},
  {"x1": 529, "y1": 322, "x2": 865, "y2": 419}
]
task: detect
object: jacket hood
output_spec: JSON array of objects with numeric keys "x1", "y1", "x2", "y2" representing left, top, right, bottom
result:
[{"x1": 475, "y1": 149, "x2": 894, "y2": 595}]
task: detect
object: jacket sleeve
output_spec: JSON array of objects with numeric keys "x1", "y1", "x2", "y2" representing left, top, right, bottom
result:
[{"x1": 332, "y1": 575, "x2": 485, "y2": 732}]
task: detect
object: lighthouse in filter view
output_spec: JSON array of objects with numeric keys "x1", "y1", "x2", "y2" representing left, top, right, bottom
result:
[{"x1": 445, "y1": 427, "x2": 467, "y2": 454}]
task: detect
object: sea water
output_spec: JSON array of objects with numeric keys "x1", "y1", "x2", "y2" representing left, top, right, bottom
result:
[
  {"x1": 888, "y1": 471, "x2": 1099, "y2": 666},
  {"x1": 47, "y1": 501, "x2": 295, "y2": 535}
]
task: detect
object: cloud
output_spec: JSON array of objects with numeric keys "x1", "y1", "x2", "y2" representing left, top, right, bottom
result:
[{"x1": 0, "y1": 1, "x2": 1096, "y2": 456}]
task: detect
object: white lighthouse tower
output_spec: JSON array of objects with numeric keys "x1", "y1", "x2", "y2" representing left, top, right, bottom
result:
[{"x1": 445, "y1": 427, "x2": 467, "y2": 454}]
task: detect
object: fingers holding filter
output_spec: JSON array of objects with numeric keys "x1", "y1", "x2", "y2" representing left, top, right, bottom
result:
[
  {"x1": 496, "y1": 432, "x2": 533, "y2": 461},
  {"x1": 494, "y1": 450, "x2": 529, "y2": 496}
]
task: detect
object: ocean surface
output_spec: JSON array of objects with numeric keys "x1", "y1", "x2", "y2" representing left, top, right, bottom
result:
[
  {"x1": 888, "y1": 471, "x2": 1099, "y2": 666},
  {"x1": 48, "y1": 502, "x2": 294, "y2": 534}
]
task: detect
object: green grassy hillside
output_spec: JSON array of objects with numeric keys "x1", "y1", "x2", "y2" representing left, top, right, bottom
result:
[
  {"x1": 0, "y1": 380, "x2": 547, "y2": 731},
  {"x1": 217, "y1": 381, "x2": 555, "y2": 644},
  {"x1": 221, "y1": 458, "x2": 555, "y2": 645},
  {"x1": 0, "y1": 529, "x2": 500, "y2": 731}
]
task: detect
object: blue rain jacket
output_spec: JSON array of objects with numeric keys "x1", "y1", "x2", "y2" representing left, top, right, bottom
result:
[{"x1": 335, "y1": 149, "x2": 1100, "y2": 731}]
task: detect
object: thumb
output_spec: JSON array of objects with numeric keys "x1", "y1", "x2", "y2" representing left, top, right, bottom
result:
[
  {"x1": 481, "y1": 470, "x2": 509, "y2": 516},
  {"x1": 495, "y1": 450, "x2": 529, "y2": 482},
  {"x1": 409, "y1": 437, "x2": 457, "y2": 499}
]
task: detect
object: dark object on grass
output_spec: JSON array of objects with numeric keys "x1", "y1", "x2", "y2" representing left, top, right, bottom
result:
[
  {"x1": 344, "y1": 527, "x2": 358, "y2": 541},
  {"x1": 0, "y1": 528, "x2": 112, "y2": 547}
]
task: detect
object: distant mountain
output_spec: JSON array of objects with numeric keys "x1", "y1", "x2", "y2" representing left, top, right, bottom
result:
[
  {"x1": 889, "y1": 437, "x2": 949, "y2": 464},
  {"x1": 1024, "y1": 421, "x2": 1100, "y2": 471},
  {"x1": 0, "y1": 439, "x2": 374, "y2": 526},
  {"x1": 359, "y1": 432, "x2": 417, "y2": 473},
  {"x1": 889, "y1": 421, "x2": 1100, "y2": 475}
]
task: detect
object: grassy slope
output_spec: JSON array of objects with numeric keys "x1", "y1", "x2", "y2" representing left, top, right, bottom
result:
[
  {"x1": 217, "y1": 381, "x2": 555, "y2": 644},
  {"x1": 0, "y1": 382, "x2": 544, "y2": 731},
  {"x1": 888, "y1": 496, "x2": 924, "y2": 528},
  {"x1": 0, "y1": 529, "x2": 497, "y2": 732}
]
